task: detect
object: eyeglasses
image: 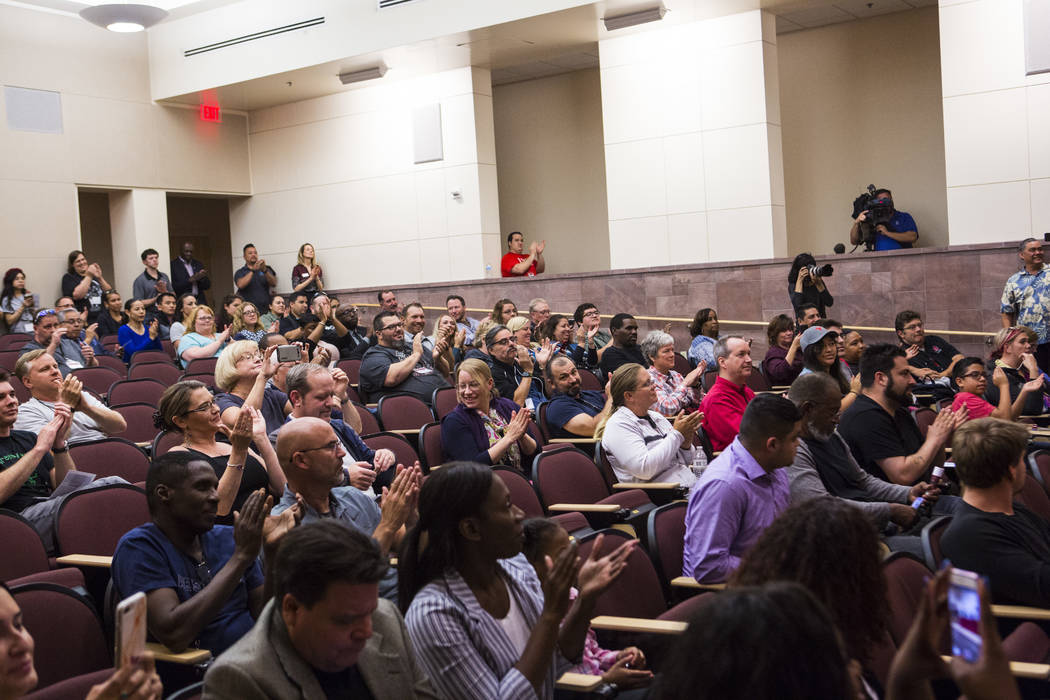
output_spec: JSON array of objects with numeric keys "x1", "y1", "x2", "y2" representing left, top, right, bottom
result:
[
  {"x1": 238, "y1": 353, "x2": 263, "y2": 363},
  {"x1": 960, "y1": 371, "x2": 986, "y2": 380},
  {"x1": 582, "y1": 310, "x2": 600, "y2": 318},
  {"x1": 300, "y1": 440, "x2": 341, "y2": 453},
  {"x1": 381, "y1": 322, "x2": 404, "y2": 331},
  {"x1": 902, "y1": 323, "x2": 923, "y2": 331},
  {"x1": 457, "y1": 381, "x2": 483, "y2": 392},
  {"x1": 489, "y1": 337, "x2": 512, "y2": 347},
  {"x1": 182, "y1": 399, "x2": 216, "y2": 416}
]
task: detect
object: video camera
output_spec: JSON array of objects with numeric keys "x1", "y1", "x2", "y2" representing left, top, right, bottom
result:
[{"x1": 851, "y1": 184, "x2": 894, "y2": 251}]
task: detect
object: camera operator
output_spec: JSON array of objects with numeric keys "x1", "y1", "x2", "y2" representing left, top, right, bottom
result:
[
  {"x1": 850, "y1": 187, "x2": 918, "y2": 251},
  {"x1": 788, "y1": 253, "x2": 834, "y2": 320}
]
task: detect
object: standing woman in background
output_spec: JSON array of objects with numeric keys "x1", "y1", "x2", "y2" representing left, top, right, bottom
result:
[
  {"x1": 788, "y1": 252, "x2": 833, "y2": 319},
  {"x1": 1, "y1": 269, "x2": 35, "y2": 334},
  {"x1": 291, "y1": 243, "x2": 323, "y2": 299},
  {"x1": 687, "y1": 308, "x2": 719, "y2": 369},
  {"x1": 61, "y1": 250, "x2": 112, "y2": 324},
  {"x1": 118, "y1": 299, "x2": 162, "y2": 363}
]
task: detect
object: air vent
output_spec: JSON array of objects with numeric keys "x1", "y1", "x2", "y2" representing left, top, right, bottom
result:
[
  {"x1": 379, "y1": 0, "x2": 420, "y2": 9},
  {"x1": 184, "y1": 17, "x2": 325, "y2": 57}
]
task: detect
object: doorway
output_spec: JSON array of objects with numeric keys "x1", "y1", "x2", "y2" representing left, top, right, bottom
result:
[{"x1": 166, "y1": 195, "x2": 233, "y2": 308}]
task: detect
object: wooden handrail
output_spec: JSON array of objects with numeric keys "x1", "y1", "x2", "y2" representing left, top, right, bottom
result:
[{"x1": 347, "y1": 303, "x2": 995, "y2": 339}]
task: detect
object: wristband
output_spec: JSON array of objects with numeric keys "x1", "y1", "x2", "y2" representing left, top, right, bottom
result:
[
  {"x1": 52, "y1": 445, "x2": 69, "y2": 454},
  {"x1": 226, "y1": 463, "x2": 245, "y2": 471},
  {"x1": 521, "y1": 371, "x2": 532, "y2": 378}
]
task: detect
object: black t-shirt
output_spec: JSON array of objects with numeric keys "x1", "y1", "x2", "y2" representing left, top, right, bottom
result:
[
  {"x1": 359, "y1": 344, "x2": 449, "y2": 405},
  {"x1": 905, "y1": 335, "x2": 960, "y2": 374},
  {"x1": 985, "y1": 363, "x2": 1047, "y2": 416},
  {"x1": 941, "y1": 500, "x2": 1050, "y2": 607},
  {"x1": 96, "y1": 312, "x2": 127, "y2": 339},
  {"x1": 233, "y1": 265, "x2": 275, "y2": 311},
  {"x1": 0, "y1": 431, "x2": 53, "y2": 511},
  {"x1": 838, "y1": 394, "x2": 924, "y2": 484},
  {"x1": 313, "y1": 665, "x2": 375, "y2": 700},
  {"x1": 61, "y1": 273, "x2": 104, "y2": 323},
  {"x1": 278, "y1": 314, "x2": 306, "y2": 337},
  {"x1": 599, "y1": 345, "x2": 646, "y2": 378}
]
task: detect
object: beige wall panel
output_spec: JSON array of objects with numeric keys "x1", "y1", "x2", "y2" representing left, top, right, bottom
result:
[
  {"x1": 492, "y1": 69, "x2": 611, "y2": 274},
  {"x1": 779, "y1": 6, "x2": 948, "y2": 255}
]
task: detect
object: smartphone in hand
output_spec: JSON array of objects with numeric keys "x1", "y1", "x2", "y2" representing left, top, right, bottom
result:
[
  {"x1": 948, "y1": 568, "x2": 982, "y2": 663},
  {"x1": 114, "y1": 591, "x2": 147, "y2": 668}
]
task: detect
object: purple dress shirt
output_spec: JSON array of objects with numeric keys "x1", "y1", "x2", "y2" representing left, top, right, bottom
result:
[{"x1": 682, "y1": 437, "x2": 790, "y2": 582}]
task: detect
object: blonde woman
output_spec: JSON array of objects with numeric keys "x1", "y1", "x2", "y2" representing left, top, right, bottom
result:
[
  {"x1": 214, "y1": 340, "x2": 293, "y2": 434},
  {"x1": 597, "y1": 363, "x2": 704, "y2": 487},
  {"x1": 291, "y1": 243, "x2": 323, "y2": 298},
  {"x1": 230, "y1": 302, "x2": 268, "y2": 343},
  {"x1": 177, "y1": 305, "x2": 229, "y2": 368},
  {"x1": 440, "y1": 358, "x2": 537, "y2": 471}
]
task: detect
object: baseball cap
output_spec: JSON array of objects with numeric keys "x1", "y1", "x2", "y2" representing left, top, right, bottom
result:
[{"x1": 799, "y1": 325, "x2": 838, "y2": 352}]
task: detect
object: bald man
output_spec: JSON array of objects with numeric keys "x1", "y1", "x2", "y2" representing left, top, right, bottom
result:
[{"x1": 271, "y1": 418, "x2": 421, "y2": 603}]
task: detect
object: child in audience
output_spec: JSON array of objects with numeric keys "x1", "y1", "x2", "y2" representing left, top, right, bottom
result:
[
  {"x1": 522, "y1": 518, "x2": 654, "y2": 692},
  {"x1": 951, "y1": 356, "x2": 1042, "y2": 421}
]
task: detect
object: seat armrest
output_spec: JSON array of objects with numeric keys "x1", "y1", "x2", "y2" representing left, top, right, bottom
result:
[
  {"x1": 55, "y1": 554, "x2": 112, "y2": 568},
  {"x1": 555, "y1": 673, "x2": 604, "y2": 691},
  {"x1": 548, "y1": 503, "x2": 622, "y2": 513},
  {"x1": 940, "y1": 655, "x2": 1049, "y2": 680},
  {"x1": 991, "y1": 604, "x2": 1050, "y2": 621},
  {"x1": 548, "y1": 438, "x2": 599, "y2": 444},
  {"x1": 589, "y1": 615, "x2": 687, "y2": 635},
  {"x1": 670, "y1": 576, "x2": 726, "y2": 591},
  {"x1": 145, "y1": 643, "x2": 212, "y2": 665},
  {"x1": 612, "y1": 482, "x2": 680, "y2": 490}
]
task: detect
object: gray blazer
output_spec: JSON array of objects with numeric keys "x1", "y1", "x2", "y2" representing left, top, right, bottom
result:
[{"x1": 203, "y1": 597, "x2": 438, "y2": 700}]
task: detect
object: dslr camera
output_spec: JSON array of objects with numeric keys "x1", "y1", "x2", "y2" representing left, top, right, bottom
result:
[{"x1": 851, "y1": 184, "x2": 894, "y2": 251}]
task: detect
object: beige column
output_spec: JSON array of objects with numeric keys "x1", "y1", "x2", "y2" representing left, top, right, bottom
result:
[{"x1": 108, "y1": 188, "x2": 170, "y2": 298}]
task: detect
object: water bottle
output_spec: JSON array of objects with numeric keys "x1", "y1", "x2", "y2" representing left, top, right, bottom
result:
[{"x1": 690, "y1": 449, "x2": 708, "y2": 480}]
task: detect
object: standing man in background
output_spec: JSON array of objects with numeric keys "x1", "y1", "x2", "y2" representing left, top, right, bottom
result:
[
  {"x1": 1001, "y1": 238, "x2": 1050, "y2": 370},
  {"x1": 235, "y1": 243, "x2": 277, "y2": 312},
  {"x1": 171, "y1": 242, "x2": 210, "y2": 305},
  {"x1": 501, "y1": 231, "x2": 546, "y2": 278},
  {"x1": 132, "y1": 248, "x2": 171, "y2": 310}
]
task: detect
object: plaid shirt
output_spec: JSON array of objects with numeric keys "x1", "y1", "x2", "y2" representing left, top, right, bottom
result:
[{"x1": 648, "y1": 367, "x2": 701, "y2": 417}]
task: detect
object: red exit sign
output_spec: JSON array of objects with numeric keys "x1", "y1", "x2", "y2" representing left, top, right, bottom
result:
[{"x1": 199, "y1": 104, "x2": 221, "y2": 122}]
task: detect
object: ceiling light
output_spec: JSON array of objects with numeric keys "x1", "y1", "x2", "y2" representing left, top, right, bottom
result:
[
  {"x1": 603, "y1": 5, "x2": 667, "y2": 31},
  {"x1": 80, "y1": 4, "x2": 168, "y2": 32},
  {"x1": 338, "y1": 65, "x2": 387, "y2": 85}
]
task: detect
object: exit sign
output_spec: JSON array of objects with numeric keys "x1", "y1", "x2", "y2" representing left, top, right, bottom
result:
[{"x1": 199, "y1": 104, "x2": 221, "y2": 122}]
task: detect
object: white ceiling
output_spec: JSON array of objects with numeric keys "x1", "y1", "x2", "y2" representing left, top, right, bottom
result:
[{"x1": 5, "y1": 0, "x2": 939, "y2": 109}]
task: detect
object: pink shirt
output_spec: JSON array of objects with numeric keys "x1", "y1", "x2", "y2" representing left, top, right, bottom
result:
[{"x1": 951, "y1": 391, "x2": 996, "y2": 420}]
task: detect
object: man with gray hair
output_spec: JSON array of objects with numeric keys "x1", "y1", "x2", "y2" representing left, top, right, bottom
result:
[
  {"x1": 699, "y1": 336, "x2": 754, "y2": 451},
  {"x1": 19, "y1": 308, "x2": 97, "y2": 377},
  {"x1": 528, "y1": 297, "x2": 551, "y2": 342},
  {"x1": 786, "y1": 372, "x2": 937, "y2": 554}
]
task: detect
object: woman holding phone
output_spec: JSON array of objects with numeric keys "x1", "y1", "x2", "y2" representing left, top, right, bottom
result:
[{"x1": 0, "y1": 269, "x2": 34, "y2": 334}]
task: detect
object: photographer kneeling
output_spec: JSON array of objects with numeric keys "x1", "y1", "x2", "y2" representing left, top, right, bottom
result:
[
  {"x1": 788, "y1": 253, "x2": 834, "y2": 320},
  {"x1": 850, "y1": 187, "x2": 918, "y2": 251}
]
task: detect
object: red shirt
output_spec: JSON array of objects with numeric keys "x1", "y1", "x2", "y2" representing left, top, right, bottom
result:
[
  {"x1": 700, "y1": 376, "x2": 755, "y2": 452},
  {"x1": 951, "y1": 392, "x2": 996, "y2": 420},
  {"x1": 501, "y1": 253, "x2": 536, "y2": 277}
]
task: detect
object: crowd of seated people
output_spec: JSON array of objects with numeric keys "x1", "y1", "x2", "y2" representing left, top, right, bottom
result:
[{"x1": 2, "y1": 240, "x2": 1049, "y2": 700}]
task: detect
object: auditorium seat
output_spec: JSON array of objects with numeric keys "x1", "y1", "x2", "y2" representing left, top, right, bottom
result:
[
  {"x1": 352, "y1": 402, "x2": 381, "y2": 435},
  {"x1": 431, "y1": 386, "x2": 457, "y2": 419},
  {"x1": 492, "y1": 466, "x2": 544, "y2": 518},
  {"x1": 71, "y1": 366, "x2": 123, "y2": 398},
  {"x1": 93, "y1": 354, "x2": 127, "y2": 377},
  {"x1": 10, "y1": 582, "x2": 110, "y2": 690},
  {"x1": 578, "y1": 368, "x2": 602, "y2": 391},
  {"x1": 129, "y1": 361, "x2": 182, "y2": 386},
  {"x1": 183, "y1": 357, "x2": 218, "y2": 375},
  {"x1": 68, "y1": 437, "x2": 150, "y2": 483},
  {"x1": 129, "y1": 350, "x2": 172, "y2": 367},
  {"x1": 111, "y1": 403, "x2": 161, "y2": 444},
  {"x1": 361, "y1": 431, "x2": 420, "y2": 472},
  {"x1": 919, "y1": 515, "x2": 952, "y2": 577},
  {"x1": 151, "y1": 429, "x2": 184, "y2": 459},
  {"x1": 0, "y1": 509, "x2": 55, "y2": 582},
  {"x1": 107, "y1": 378, "x2": 167, "y2": 408},
  {"x1": 55, "y1": 483, "x2": 149, "y2": 557},
  {"x1": 418, "y1": 421, "x2": 444, "y2": 473},
  {"x1": 575, "y1": 528, "x2": 667, "y2": 620},
  {"x1": 646, "y1": 501, "x2": 689, "y2": 600},
  {"x1": 376, "y1": 393, "x2": 435, "y2": 432}
]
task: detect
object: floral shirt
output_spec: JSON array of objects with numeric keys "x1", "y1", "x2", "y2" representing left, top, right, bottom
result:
[
  {"x1": 567, "y1": 588, "x2": 619, "y2": 676},
  {"x1": 648, "y1": 367, "x2": 701, "y2": 416},
  {"x1": 1002, "y1": 265, "x2": 1050, "y2": 344},
  {"x1": 481, "y1": 408, "x2": 521, "y2": 471}
]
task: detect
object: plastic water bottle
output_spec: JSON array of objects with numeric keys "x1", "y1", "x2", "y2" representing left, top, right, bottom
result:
[
  {"x1": 690, "y1": 450, "x2": 708, "y2": 480},
  {"x1": 913, "y1": 465, "x2": 945, "y2": 518}
]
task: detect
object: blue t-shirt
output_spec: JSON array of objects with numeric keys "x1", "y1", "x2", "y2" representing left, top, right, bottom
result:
[
  {"x1": 112, "y1": 523, "x2": 263, "y2": 656},
  {"x1": 215, "y1": 386, "x2": 289, "y2": 436},
  {"x1": 874, "y1": 210, "x2": 917, "y2": 251},
  {"x1": 546, "y1": 390, "x2": 607, "y2": 439}
]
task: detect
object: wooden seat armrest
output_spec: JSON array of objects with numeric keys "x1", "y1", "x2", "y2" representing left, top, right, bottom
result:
[
  {"x1": 555, "y1": 673, "x2": 604, "y2": 691},
  {"x1": 589, "y1": 615, "x2": 687, "y2": 635},
  {"x1": 145, "y1": 642, "x2": 212, "y2": 665},
  {"x1": 940, "y1": 656, "x2": 1049, "y2": 680},
  {"x1": 670, "y1": 576, "x2": 725, "y2": 591},
  {"x1": 548, "y1": 503, "x2": 621, "y2": 513},
  {"x1": 548, "y1": 438, "x2": 599, "y2": 444},
  {"x1": 55, "y1": 554, "x2": 112, "y2": 568},
  {"x1": 388, "y1": 429, "x2": 420, "y2": 435},
  {"x1": 991, "y1": 604, "x2": 1050, "y2": 621},
  {"x1": 612, "y1": 482, "x2": 681, "y2": 490}
]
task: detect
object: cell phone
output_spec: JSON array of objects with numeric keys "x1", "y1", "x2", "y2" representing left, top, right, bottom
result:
[
  {"x1": 948, "y1": 568, "x2": 982, "y2": 663},
  {"x1": 276, "y1": 344, "x2": 302, "y2": 363},
  {"x1": 114, "y1": 591, "x2": 147, "y2": 668}
]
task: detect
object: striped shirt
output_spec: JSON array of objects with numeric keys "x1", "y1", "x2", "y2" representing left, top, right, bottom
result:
[{"x1": 405, "y1": 554, "x2": 569, "y2": 700}]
